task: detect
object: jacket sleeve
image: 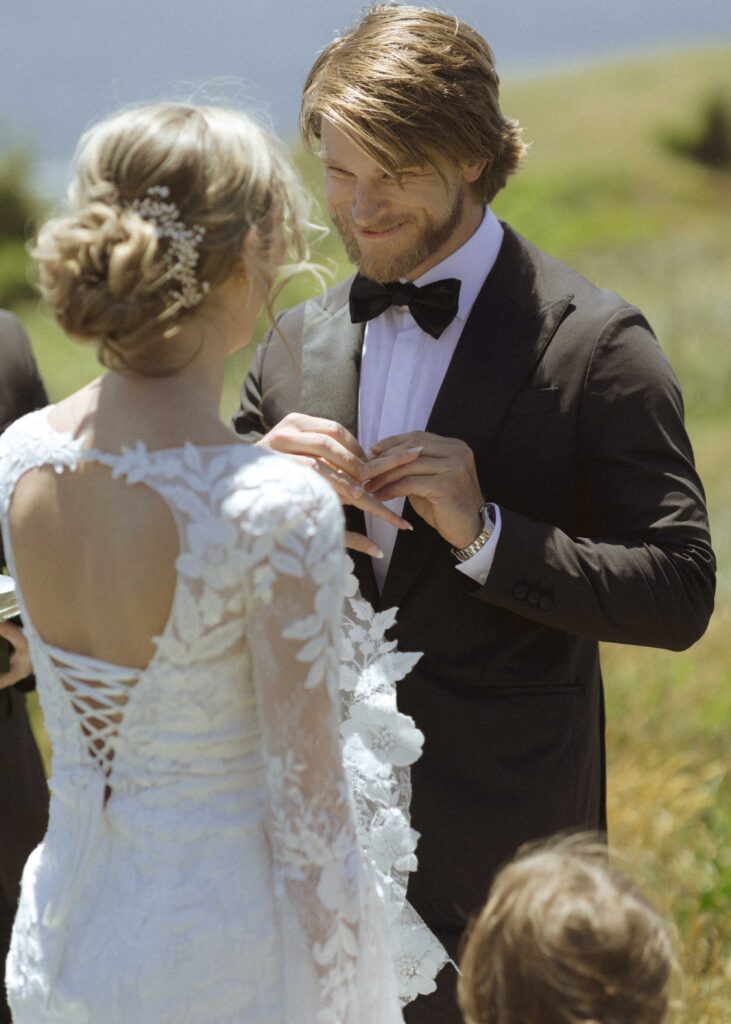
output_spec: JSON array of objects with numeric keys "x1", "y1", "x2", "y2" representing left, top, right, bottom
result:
[
  {"x1": 233, "y1": 304, "x2": 304, "y2": 442},
  {"x1": 476, "y1": 307, "x2": 715, "y2": 650},
  {"x1": 0, "y1": 313, "x2": 49, "y2": 571},
  {"x1": 0, "y1": 313, "x2": 48, "y2": 692}
]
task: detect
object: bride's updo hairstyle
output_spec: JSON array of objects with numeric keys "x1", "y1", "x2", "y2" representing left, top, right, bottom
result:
[{"x1": 34, "y1": 103, "x2": 312, "y2": 373}]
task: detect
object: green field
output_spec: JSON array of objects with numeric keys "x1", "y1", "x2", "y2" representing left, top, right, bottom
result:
[{"x1": 12, "y1": 45, "x2": 731, "y2": 1022}]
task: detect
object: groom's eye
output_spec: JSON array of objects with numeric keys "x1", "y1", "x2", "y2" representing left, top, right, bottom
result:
[
  {"x1": 324, "y1": 164, "x2": 353, "y2": 177},
  {"x1": 391, "y1": 167, "x2": 426, "y2": 186}
]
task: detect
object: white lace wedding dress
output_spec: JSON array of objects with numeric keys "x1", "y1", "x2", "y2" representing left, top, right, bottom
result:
[{"x1": 0, "y1": 409, "x2": 446, "y2": 1024}]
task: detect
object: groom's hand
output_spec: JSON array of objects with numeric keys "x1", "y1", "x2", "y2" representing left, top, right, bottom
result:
[
  {"x1": 256, "y1": 413, "x2": 420, "y2": 558},
  {"x1": 366, "y1": 431, "x2": 484, "y2": 549}
]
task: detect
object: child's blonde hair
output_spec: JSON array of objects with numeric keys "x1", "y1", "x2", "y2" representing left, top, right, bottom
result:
[{"x1": 458, "y1": 837, "x2": 674, "y2": 1024}]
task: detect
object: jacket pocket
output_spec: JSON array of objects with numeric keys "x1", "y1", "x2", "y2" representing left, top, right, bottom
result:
[{"x1": 510, "y1": 386, "x2": 559, "y2": 415}]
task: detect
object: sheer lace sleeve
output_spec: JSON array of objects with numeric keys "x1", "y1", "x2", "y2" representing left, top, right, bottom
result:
[{"x1": 245, "y1": 471, "x2": 404, "y2": 1024}]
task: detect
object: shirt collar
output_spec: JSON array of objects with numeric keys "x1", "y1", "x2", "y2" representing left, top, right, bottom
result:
[{"x1": 411, "y1": 206, "x2": 504, "y2": 322}]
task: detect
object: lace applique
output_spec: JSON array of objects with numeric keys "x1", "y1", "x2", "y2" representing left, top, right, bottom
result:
[
  {"x1": 339, "y1": 571, "x2": 450, "y2": 1003},
  {"x1": 0, "y1": 410, "x2": 86, "y2": 513}
]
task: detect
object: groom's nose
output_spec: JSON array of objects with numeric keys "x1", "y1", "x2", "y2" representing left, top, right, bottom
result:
[{"x1": 352, "y1": 181, "x2": 389, "y2": 224}]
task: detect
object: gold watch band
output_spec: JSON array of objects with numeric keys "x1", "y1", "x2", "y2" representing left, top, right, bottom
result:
[{"x1": 450, "y1": 503, "x2": 495, "y2": 562}]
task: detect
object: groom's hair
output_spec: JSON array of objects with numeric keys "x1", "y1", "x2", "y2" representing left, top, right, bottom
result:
[
  {"x1": 300, "y1": 4, "x2": 526, "y2": 204},
  {"x1": 458, "y1": 835, "x2": 674, "y2": 1024}
]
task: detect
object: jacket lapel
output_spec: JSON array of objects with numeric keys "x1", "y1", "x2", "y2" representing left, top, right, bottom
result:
[
  {"x1": 298, "y1": 277, "x2": 381, "y2": 604},
  {"x1": 380, "y1": 227, "x2": 574, "y2": 610},
  {"x1": 301, "y1": 276, "x2": 363, "y2": 438}
]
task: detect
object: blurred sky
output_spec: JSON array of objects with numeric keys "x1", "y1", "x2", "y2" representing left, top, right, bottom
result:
[{"x1": 2, "y1": 0, "x2": 730, "y2": 195}]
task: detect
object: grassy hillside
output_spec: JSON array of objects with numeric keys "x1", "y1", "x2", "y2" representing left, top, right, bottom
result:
[{"x1": 13, "y1": 45, "x2": 731, "y2": 1022}]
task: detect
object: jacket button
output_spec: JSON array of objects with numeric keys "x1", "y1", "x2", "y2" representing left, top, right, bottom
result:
[
  {"x1": 527, "y1": 589, "x2": 541, "y2": 605},
  {"x1": 539, "y1": 594, "x2": 553, "y2": 611},
  {"x1": 513, "y1": 583, "x2": 528, "y2": 600}
]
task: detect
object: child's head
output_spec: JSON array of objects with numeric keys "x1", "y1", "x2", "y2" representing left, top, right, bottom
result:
[{"x1": 458, "y1": 837, "x2": 673, "y2": 1024}]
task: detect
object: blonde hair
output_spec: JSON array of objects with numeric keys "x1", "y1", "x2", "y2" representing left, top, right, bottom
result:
[
  {"x1": 300, "y1": 4, "x2": 526, "y2": 202},
  {"x1": 458, "y1": 837, "x2": 674, "y2": 1024},
  {"x1": 34, "y1": 103, "x2": 314, "y2": 373}
]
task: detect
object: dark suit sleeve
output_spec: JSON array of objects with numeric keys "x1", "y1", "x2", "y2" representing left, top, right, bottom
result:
[
  {"x1": 0, "y1": 312, "x2": 48, "y2": 432},
  {"x1": 1, "y1": 312, "x2": 49, "y2": 695},
  {"x1": 477, "y1": 308, "x2": 715, "y2": 651},
  {"x1": 1, "y1": 313, "x2": 49, "y2": 572}
]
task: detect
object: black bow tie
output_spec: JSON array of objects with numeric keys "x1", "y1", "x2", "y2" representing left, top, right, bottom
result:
[{"x1": 349, "y1": 273, "x2": 461, "y2": 339}]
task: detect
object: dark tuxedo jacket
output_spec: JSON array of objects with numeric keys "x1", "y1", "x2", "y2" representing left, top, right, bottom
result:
[
  {"x1": 234, "y1": 225, "x2": 714, "y2": 1005},
  {"x1": 0, "y1": 310, "x2": 49, "y2": 1024}
]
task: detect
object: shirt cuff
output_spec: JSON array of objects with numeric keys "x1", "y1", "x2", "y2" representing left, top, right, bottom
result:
[{"x1": 455, "y1": 504, "x2": 502, "y2": 586}]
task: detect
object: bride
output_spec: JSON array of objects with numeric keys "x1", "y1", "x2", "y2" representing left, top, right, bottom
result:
[{"x1": 0, "y1": 102, "x2": 440, "y2": 1023}]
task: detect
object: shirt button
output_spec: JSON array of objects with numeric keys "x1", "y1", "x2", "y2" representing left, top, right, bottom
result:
[
  {"x1": 528, "y1": 589, "x2": 541, "y2": 605},
  {"x1": 539, "y1": 594, "x2": 553, "y2": 611},
  {"x1": 513, "y1": 583, "x2": 528, "y2": 600}
]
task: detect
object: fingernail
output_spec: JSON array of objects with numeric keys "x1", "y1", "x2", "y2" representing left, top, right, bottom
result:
[
  {"x1": 372, "y1": 548, "x2": 385, "y2": 559},
  {"x1": 407, "y1": 446, "x2": 424, "y2": 454},
  {"x1": 348, "y1": 483, "x2": 364, "y2": 497},
  {"x1": 400, "y1": 521, "x2": 414, "y2": 531}
]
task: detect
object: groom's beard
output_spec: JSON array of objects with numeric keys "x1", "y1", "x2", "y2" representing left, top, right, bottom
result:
[{"x1": 329, "y1": 186, "x2": 465, "y2": 284}]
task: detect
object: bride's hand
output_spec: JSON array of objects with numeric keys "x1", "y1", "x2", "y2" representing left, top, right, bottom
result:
[
  {"x1": 0, "y1": 621, "x2": 32, "y2": 689},
  {"x1": 256, "y1": 414, "x2": 421, "y2": 559}
]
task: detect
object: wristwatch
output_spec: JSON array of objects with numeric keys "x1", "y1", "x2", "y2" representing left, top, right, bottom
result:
[{"x1": 450, "y1": 503, "x2": 496, "y2": 562}]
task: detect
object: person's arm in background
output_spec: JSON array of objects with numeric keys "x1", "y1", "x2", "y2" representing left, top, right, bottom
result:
[{"x1": 0, "y1": 310, "x2": 49, "y2": 690}]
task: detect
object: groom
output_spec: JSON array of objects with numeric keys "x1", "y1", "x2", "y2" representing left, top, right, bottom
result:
[{"x1": 234, "y1": 7, "x2": 715, "y2": 1021}]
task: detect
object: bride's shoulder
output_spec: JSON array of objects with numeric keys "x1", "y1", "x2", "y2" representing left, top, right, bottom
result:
[
  {"x1": 224, "y1": 446, "x2": 342, "y2": 526},
  {"x1": 0, "y1": 404, "x2": 70, "y2": 461},
  {"x1": 1, "y1": 404, "x2": 51, "y2": 439},
  {"x1": 0, "y1": 380, "x2": 95, "y2": 451},
  {"x1": 0, "y1": 404, "x2": 84, "y2": 513}
]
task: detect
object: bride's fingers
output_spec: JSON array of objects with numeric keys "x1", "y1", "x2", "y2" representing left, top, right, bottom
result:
[
  {"x1": 344, "y1": 530, "x2": 385, "y2": 559},
  {"x1": 292, "y1": 456, "x2": 412, "y2": 533},
  {"x1": 258, "y1": 415, "x2": 367, "y2": 480},
  {"x1": 311, "y1": 461, "x2": 366, "y2": 502},
  {"x1": 363, "y1": 444, "x2": 423, "y2": 482},
  {"x1": 313, "y1": 464, "x2": 412, "y2": 531},
  {"x1": 348, "y1": 488, "x2": 414, "y2": 530}
]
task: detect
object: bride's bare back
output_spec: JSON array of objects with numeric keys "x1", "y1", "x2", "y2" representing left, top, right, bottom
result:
[
  {"x1": 10, "y1": 459, "x2": 178, "y2": 668},
  {"x1": 8, "y1": 380, "x2": 240, "y2": 669}
]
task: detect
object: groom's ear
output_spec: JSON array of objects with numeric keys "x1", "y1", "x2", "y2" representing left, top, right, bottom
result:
[{"x1": 461, "y1": 158, "x2": 488, "y2": 184}]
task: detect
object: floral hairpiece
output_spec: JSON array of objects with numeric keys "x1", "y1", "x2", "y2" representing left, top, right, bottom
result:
[{"x1": 131, "y1": 185, "x2": 209, "y2": 308}]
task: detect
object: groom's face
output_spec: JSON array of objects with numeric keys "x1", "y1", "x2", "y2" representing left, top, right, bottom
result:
[{"x1": 320, "y1": 121, "x2": 484, "y2": 283}]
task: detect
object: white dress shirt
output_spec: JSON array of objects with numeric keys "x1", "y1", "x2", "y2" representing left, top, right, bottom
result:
[{"x1": 358, "y1": 207, "x2": 504, "y2": 590}]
